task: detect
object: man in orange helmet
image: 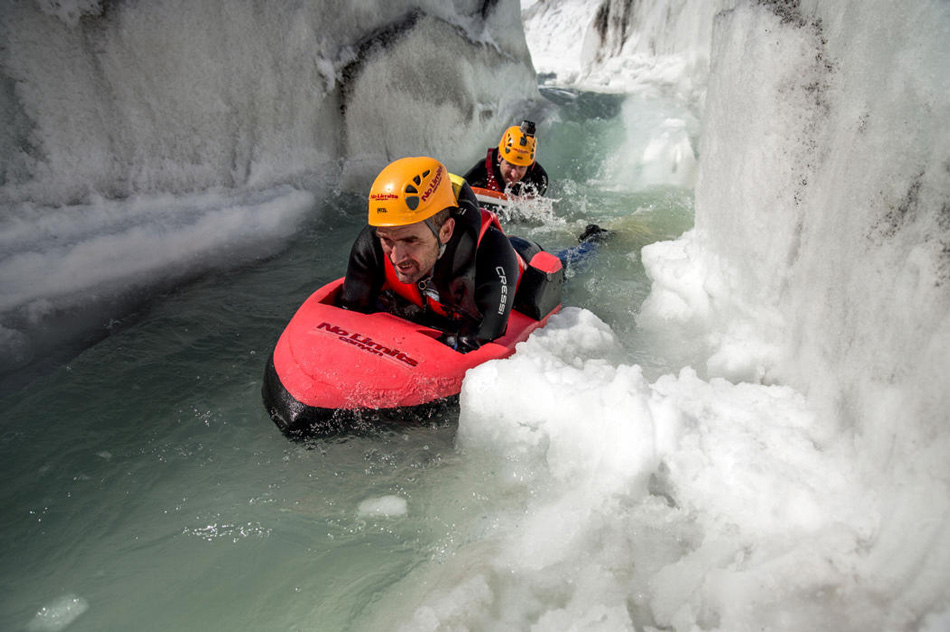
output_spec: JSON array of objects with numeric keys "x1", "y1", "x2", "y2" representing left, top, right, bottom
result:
[
  {"x1": 339, "y1": 156, "x2": 524, "y2": 353},
  {"x1": 463, "y1": 120, "x2": 549, "y2": 197}
]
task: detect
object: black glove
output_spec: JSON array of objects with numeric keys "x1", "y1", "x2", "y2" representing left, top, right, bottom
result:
[
  {"x1": 437, "y1": 331, "x2": 481, "y2": 353},
  {"x1": 578, "y1": 223, "x2": 610, "y2": 244}
]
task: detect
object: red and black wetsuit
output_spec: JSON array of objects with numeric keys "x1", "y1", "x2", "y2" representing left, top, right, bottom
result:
[
  {"x1": 463, "y1": 147, "x2": 549, "y2": 197},
  {"x1": 338, "y1": 180, "x2": 521, "y2": 347}
]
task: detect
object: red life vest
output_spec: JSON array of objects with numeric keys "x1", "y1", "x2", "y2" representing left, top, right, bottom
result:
[
  {"x1": 483, "y1": 149, "x2": 503, "y2": 193},
  {"x1": 381, "y1": 208, "x2": 525, "y2": 319}
]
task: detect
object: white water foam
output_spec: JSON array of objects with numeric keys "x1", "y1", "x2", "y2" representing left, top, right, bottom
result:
[{"x1": 26, "y1": 594, "x2": 89, "y2": 632}]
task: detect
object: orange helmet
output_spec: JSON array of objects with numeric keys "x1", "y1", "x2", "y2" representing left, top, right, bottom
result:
[
  {"x1": 367, "y1": 157, "x2": 457, "y2": 227},
  {"x1": 497, "y1": 123, "x2": 537, "y2": 167}
]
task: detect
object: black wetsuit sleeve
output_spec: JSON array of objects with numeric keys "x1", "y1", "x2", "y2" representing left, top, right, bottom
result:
[
  {"x1": 528, "y1": 162, "x2": 548, "y2": 196},
  {"x1": 471, "y1": 225, "x2": 520, "y2": 343},
  {"x1": 338, "y1": 225, "x2": 385, "y2": 313},
  {"x1": 463, "y1": 158, "x2": 489, "y2": 189}
]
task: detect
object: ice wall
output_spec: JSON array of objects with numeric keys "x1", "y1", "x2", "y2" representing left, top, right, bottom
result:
[
  {"x1": 637, "y1": 0, "x2": 950, "y2": 622},
  {"x1": 524, "y1": 0, "x2": 734, "y2": 106},
  {"x1": 523, "y1": 0, "x2": 727, "y2": 192},
  {"x1": 652, "y1": 0, "x2": 950, "y2": 458},
  {"x1": 0, "y1": 0, "x2": 538, "y2": 206}
]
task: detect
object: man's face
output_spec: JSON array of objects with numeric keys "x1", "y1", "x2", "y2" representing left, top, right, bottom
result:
[
  {"x1": 376, "y1": 218, "x2": 455, "y2": 285},
  {"x1": 499, "y1": 158, "x2": 528, "y2": 186}
]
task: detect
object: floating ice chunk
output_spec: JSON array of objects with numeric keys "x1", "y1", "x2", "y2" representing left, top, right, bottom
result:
[
  {"x1": 358, "y1": 495, "x2": 408, "y2": 518},
  {"x1": 27, "y1": 594, "x2": 89, "y2": 632}
]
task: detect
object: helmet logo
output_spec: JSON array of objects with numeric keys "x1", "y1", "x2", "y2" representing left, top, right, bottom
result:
[
  {"x1": 504, "y1": 136, "x2": 528, "y2": 157},
  {"x1": 419, "y1": 166, "x2": 444, "y2": 203}
]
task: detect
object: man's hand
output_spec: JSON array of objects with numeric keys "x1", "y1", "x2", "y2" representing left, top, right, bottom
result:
[{"x1": 437, "y1": 331, "x2": 481, "y2": 353}]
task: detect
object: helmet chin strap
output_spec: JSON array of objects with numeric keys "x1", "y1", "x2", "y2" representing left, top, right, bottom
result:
[{"x1": 424, "y1": 217, "x2": 448, "y2": 259}]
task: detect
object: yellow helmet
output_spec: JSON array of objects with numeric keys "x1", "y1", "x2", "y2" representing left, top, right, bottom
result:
[
  {"x1": 368, "y1": 157, "x2": 457, "y2": 227},
  {"x1": 497, "y1": 123, "x2": 536, "y2": 167}
]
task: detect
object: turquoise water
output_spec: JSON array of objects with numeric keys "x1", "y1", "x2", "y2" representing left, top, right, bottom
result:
[{"x1": 0, "y1": 91, "x2": 694, "y2": 631}]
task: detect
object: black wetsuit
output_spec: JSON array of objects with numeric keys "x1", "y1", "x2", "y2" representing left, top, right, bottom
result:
[
  {"x1": 339, "y1": 181, "x2": 520, "y2": 349},
  {"x1": 463, "y1": 148, "x2": 549, "y2": 197}
]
